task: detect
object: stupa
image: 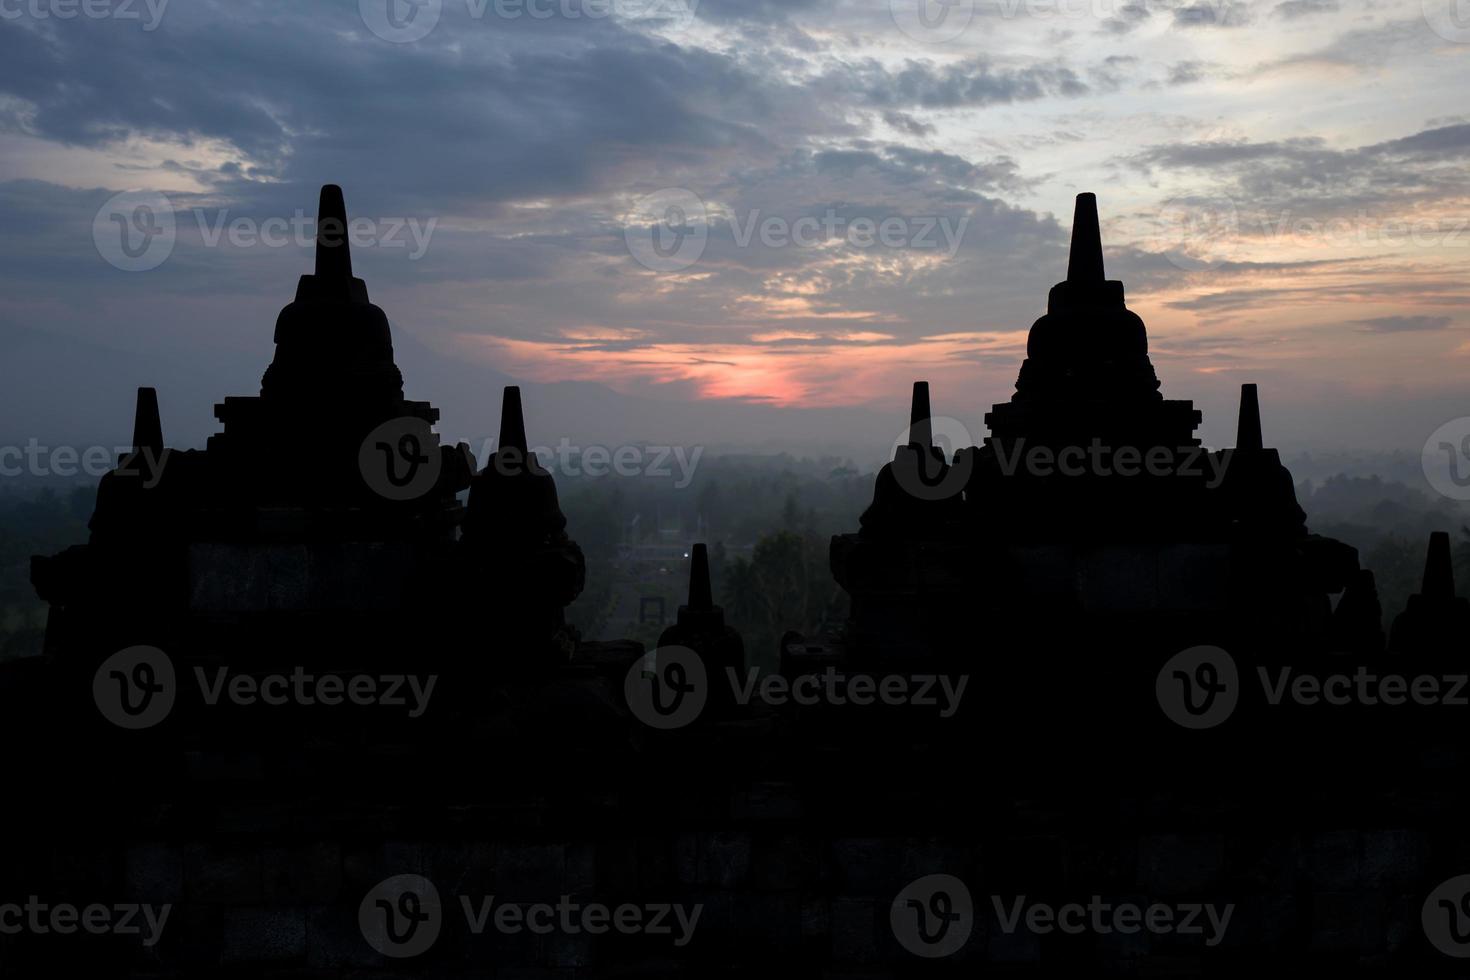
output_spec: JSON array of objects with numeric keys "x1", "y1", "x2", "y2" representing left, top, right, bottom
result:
[
  {"x1": 30, "y1": 185, "x2": 585, "y2": 680},
  {"x1": 824, "y1": 193, "x2": 1367, "y2": 667},
  {"x1": 1388, "y1": 531, "x2": 1470, "y2": 654}
]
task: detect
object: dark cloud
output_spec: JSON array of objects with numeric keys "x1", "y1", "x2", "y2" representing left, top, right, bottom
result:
[
  {"x1": 881, "y1": 111, "x2": 936, "y2": 138},
  {"x1": 1123, "y1": 123, "x2": 1470, "y2": 221},
  {"x1": 821, "y1": 57, "x2": 1089, "y2": 110},
  {"x1": 0, "y1": 2, "x2": 827, "y2": 214}
]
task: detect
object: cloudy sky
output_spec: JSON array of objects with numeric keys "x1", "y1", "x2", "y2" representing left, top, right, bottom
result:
[{"x1": 1, "y1": 0, "x2": 1467, "y2": 462}]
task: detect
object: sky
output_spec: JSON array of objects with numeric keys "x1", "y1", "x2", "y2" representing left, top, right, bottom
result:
[{"x1": 0, "y1": 0, "x2": 1467, "y2": 465}]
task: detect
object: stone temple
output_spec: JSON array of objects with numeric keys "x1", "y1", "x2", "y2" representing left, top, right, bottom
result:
[
  {"x1": 823, "y1": 193, "x2": 1375, "y2": 672},
  {"x1": 30, "y1": 185, "x2": 587, "y2": 680},
  {"x1": 6, "y1": 185, "x2": 1468, "y2": 977}
]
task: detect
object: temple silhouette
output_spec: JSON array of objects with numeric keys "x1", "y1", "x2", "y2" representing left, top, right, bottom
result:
[
  {"x1": 822, "y1": 193, "x2": 1385, "y2": 671},
  {"x1": 31, "y1": 186, "x2": 586, "y2": 678},
  {"x1": 8, "y1": 186, "x2": 1469, "y2": 977}
]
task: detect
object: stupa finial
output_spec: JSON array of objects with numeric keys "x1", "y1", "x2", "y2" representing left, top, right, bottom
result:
[
  {"x1": 1423, "y1": 531, "x2": 1455, "y2": 601},
  {"x1": 688, "y1": 543, "x2": 713, "y2": 610},
  {"x1": 499, "y1": 386, "x2": 528, "y2": 455},
  {"x1": 1066, "y1": 192, "x2": 1105, "y2": 284},
  {"x1": 132, "y1": 387, "x2": 163, "y2": 457},
  {"x1": 1237, "y1": 383, "x2": 1263, "y2": 452},
  {"x1": 315, "y1": 184, "x2": 353, "y2": 281},
  {"x1": 909, "y1": 381, "x2": 933, "y2": 449}
]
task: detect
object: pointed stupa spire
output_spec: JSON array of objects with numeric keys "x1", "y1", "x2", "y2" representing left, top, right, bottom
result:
[
  {"x1": 315, "y1": 184, "x2": 353, "y2": 280},
  {"x1": 1066, "y1": 192, "x2": 1105, "y2": 284},
  {"x1": 908, "y1": 381, "x2": 933, "y2": 449},
  {"x1": 1422, "y1": 531, "x2": 1455, "y2": 601},
  {"x1": 132, "y1": 387, "x2": 163, "y2": 456},
  {"x1": 688, "y1": 543, "x2": 713, "y2": 610},
  {"x1": 1236, "y1": 383, "x2": 1263, "y2": 452},
  {"x1": 499, "y1": 385, "x2": 528, "y2": 455}
]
